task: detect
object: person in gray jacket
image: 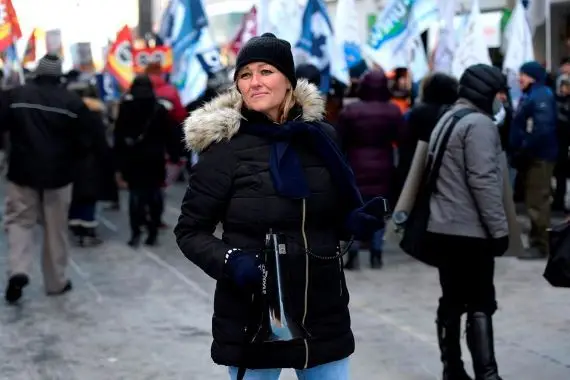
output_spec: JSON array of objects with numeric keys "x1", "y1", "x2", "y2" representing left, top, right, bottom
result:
[{"x1": 426, "y1": 64, "x2": 509, "y2": 380}]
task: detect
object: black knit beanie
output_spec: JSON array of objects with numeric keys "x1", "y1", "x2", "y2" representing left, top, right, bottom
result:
[{"x1": 234, "y1": 33, "x2": 297, "y2": 89}]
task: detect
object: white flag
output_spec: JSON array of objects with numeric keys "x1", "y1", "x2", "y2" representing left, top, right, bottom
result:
[
  {"x1": 504, "y1": 0, "x2": 534, "y2": 107},
  {"x1": 409, "y1": 35, "x2": 429, "y2": 82},
  {"x1": 526, "y1": 0, "x2": 547, "y2": 35},
  {"x1": 432, "y1": 0, "x2": 456, "y2": 74},
  {"x1": 334, "y1": 0, "x2": 363, "y2": 69},
  {"x1": 451, "y1": 0, "x2": 491, "y2": 79},
  {"x1": 503, "y1": 1, "x2": 534, "y2": 73},
  {"x1": 257, "y1": 0, "x2": 303, "y2": 45}
]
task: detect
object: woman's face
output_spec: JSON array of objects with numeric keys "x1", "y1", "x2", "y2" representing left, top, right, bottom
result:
[{"x1": 236, "y1": 62, "x2": 290, "y2": 122}]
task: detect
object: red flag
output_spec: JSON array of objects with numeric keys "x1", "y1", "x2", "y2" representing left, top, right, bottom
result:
[
  {"x1": 22, "y1": 28, "x2": 37, "y2": 65},
  {"x1": 5, "y1": 0, "x2": 21, "y2": 39},
  {"x1": 0, "y1": 0, "x2": 21, "y2": 52},
  {"x1": 228, "y1": 6, "x2": 257, "y2": 56},
  {"x1": 106, "y1": 25, "x2": 135, "y2": 90}
]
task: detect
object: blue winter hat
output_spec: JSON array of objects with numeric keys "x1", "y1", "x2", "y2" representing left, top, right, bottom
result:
[{"x1": 520, "y1": 61, "x2": 547, "y2": 82}]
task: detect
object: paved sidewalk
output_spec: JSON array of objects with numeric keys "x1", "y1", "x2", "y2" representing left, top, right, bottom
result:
[{"x1": 0, "y1": 181, "x2": 568, "y2": 379}]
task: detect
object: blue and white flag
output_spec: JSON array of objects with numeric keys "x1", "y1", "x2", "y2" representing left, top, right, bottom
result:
[
  {"x1": 296, "y1": 0, "x2": 349, "y2": 93},
  {"x1": 159, "y1": 0, "x2": 223, "y2": 105},
  {"x1": 365, "y1": 0, "x2": 438, "y2": 71},
  {"x1": 334, "y1": 0, "x2": 363, "y2": 70},
  {"x1": 2, "y1": 43, "x2": 24, "y2": 87},
  {"x1": 96, "y1": 71, "x2": 121, "y2": 102},
  {"x1": 408, "y1": 35, "x2": 429, "y2": 82}
]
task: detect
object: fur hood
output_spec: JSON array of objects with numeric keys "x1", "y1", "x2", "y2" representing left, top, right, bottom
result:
[{"x1": 183, "y1": 79, "x2": 325, "y2": 152}]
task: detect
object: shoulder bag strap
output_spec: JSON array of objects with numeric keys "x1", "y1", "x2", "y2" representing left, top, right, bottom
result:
[{"x1": 426, "y1": 108, "x2": 477, "y2": 193}]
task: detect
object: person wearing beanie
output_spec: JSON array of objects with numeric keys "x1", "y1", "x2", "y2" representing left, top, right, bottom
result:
[
  {"x1": 337, "y1": 68, "x2": 405, "y2": 271},
  {"x1": 35, "y1": 54, "x2": 64, "y2": 77},
  {"x1": 176, "y1": 32, "x2": 386, "y2": 379},
  {"x1": 511, "y1": 60, "x2": 558, "y2": 259},
  {"x1": 0, "y1": 54, "x2": 99, "y2": 303},
  {"x1": 295, "y1": 63, "x2": 321, "y2": 88},
  {"x1": 425, "y1": 63, "x2": 509, "y2": 380}
]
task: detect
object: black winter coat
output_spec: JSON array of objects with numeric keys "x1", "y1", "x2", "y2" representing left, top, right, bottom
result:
[
  {"x1": 0, "y1": 77, "x2": 95, "y2": 189},
  {"x1": 174, "y1": 80, "x2": 354, "y2": 369},
  {"x1": 395, "y1": 73, "x2": 459, "y2": 199},
  {"x1": 71, "y1": 97, "x2": 111, "y2": 203},
  {"x1": 114, "y1": 95, "x2": 180, "y2": 188}
]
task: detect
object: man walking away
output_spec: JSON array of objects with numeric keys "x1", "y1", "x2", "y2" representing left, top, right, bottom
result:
[
  {"x1": 0, "y1": 54, "x2": 96, "y2": 303},
  {"x1": 511, "y1": 61, "x2": 558, "y2": 259}
]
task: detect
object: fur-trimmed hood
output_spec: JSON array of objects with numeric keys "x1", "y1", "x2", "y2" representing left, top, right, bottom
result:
[{"x1": 183, "y1": 79, "x2": 325, "y2": 152}]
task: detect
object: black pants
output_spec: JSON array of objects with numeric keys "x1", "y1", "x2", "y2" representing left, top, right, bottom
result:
[
  {"x1": 554, "y1": 136, "x2": 569, "y2": 207},
  {"x1": 129, "y1": 187, "x2": 163, "y2": 236},
  {"x1": 429, "y1": 233, "x2": 497, "y2": 318}
]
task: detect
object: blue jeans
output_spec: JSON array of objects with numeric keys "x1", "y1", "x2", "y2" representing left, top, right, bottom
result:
[
  {"x1": 508, "y1": 166, "x2": 518, "y2": 189},
  {"x1": 349, "y1": 228, "x2": 385, "y2": 252},
  {"x1": 228, "y1": 358, "x2": 349, "y2": 380}
]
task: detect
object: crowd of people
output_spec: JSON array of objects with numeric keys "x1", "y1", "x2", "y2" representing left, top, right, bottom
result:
[{"x1": 0, "y1": 32, "x2": 568, "y2": 380}]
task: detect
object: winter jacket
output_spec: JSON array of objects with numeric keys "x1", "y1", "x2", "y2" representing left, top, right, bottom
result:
[
  {"x1": 175, "y1": 80, "x2": 353, "y2": 370},
  {"x1": 148, "y1": 74, "x2": 187, "y2": 124},
  {"x1": 0, "y1": 77, "x2": 95, "y2": 189},
  {"x1": 427, "y1": 64, "x2": 508, "y2": 240},
  {"x1": 114, "y1": 94, "x2": 180, "y2": 188},
  {"x1": 337, "y1": 70, "x2": 404, "y2": 200},
  {"x1": 428, "y1": 100, "x2": 508, "y2": 240},
  {"x1": 71, "y1": 97, "x2": 111, "y2": 203},
  {"x1": 510, "y1": 81, "x2": 558, "y2": 162}
]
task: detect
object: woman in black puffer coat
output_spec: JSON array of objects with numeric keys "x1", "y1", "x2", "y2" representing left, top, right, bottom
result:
[{"x1": 175, "y1": 33, "x2": 385, "y2": 380}]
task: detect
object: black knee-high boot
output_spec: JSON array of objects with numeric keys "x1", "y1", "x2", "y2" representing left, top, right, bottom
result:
[
  {"x1": 466, "y1": 312, "x2": 502, "y2": 380},
  {"x1": 437, "y1": 314, "x2": 473, "y2": 380}
]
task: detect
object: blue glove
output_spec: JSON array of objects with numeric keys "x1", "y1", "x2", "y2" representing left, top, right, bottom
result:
[
  {"x1": 224, "y1": 249, "x2": 263, "y2": 288},
  {"x1": 345, "y1": 197, "x2": 388, "y2": 240}
]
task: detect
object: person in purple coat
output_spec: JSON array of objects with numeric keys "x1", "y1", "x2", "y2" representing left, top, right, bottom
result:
[{"x1": 337, "y1": 69, "x2": 406, "y2": 269}]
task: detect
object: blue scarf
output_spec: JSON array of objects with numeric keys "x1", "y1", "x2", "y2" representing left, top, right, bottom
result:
[{"x1": 239, "y1": 117, "x2": 363, "y2": 210}]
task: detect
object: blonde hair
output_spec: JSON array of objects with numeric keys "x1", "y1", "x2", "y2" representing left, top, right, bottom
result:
[
  {"x1": 236, "y1": 75, "x2": 297, "y2": 124},
  {"x1": 278, "y1": 88, "x2": 296, "y2": 124}
]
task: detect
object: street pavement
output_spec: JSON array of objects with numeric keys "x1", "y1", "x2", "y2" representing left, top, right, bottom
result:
[{"x1": 0, "y1": 180, "x2": 569, "y2": 380}]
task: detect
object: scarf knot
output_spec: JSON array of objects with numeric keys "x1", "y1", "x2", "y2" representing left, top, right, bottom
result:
[{"x1": 239, "y1": 120, "x2": 363, "y2": 209}]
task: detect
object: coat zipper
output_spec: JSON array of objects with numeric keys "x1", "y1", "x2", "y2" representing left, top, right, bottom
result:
[
  {"x1": 338, "y1": 255, "x2": 343, "y2": 297},
  {"x1": 301, "y1": 198, "x2": 309, "y2": 369}
]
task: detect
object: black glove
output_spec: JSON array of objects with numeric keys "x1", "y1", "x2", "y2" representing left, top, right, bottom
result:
[
  {"x1": 489, "y1": 236, "x2": 509, "y2": 257},
  {"x1": 224, "y1": 249, "x2": 263, "y2": 288},
  {"x1": 345, "y1": 197, "x2": 389, "y2": 240}
]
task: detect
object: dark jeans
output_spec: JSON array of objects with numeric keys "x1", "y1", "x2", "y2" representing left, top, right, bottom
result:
[
  {"x1": 554, "y1": 138, "x2": 569, "y2": 207},
  {"x1": 129, "y1": 187, "x2": 163, "y2": 236},
  {"x1": 429, "y1": 233, "x2": 497, "y2": 318},
  {"x1": 69, "y1": 202, "x2": 97, "y2": 225}
]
